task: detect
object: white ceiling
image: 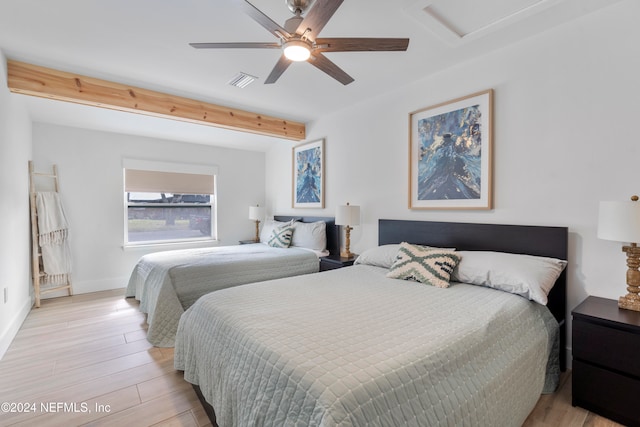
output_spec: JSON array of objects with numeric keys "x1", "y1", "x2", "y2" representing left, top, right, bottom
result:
[{"x1": 0, "y1": 0, "x2": 619, "y2": 151}]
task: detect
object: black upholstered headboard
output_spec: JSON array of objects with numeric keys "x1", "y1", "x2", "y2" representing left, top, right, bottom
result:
[
  {"x1": 274, "y1": 216, "x2": 340, "y2": 257},
  {"x1": 379, "y1": 219, "x2": 568, "y2": 370}
]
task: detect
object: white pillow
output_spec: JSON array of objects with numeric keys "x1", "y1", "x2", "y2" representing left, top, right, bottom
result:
[
  {"x1": 260, "y1": 219, "x2": 293, "y2": 243},
  {"x1": 354, "y1": 244, "x2": 402, "y2": 269},
  {"x1": 451, "y1": 251, "x2": 567, "y2": 305},
  {"x1": 291, "y1": 221, "x2": 327, "y2": 252}
]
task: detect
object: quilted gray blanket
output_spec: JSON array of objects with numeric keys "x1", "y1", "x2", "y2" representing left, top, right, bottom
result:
[
  {"x1": 126, "y1": 244, "x2": 319, "y2": 347},
  {"x1": 175, "y1": 264, "x2": 558, "y2": 427}
]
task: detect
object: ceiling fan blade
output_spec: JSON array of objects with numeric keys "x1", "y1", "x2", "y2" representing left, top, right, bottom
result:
[
  {"x1": 314, "y1": 38, "x2": 410, "y2": 52},
  {"x1": 190, "y1": 42, "x2": 281, "y2": 49},
  {"x1": 295, "y1": 0, "x2": 343, "y2": 41},
  {"x1": 233, "y1": 0, "x2": 292, "y2": 39},
  {"x1": 308, "y1": 52, "x2": 354, "y2": 85},
  {"x1": 265, "y1": 55, "x2": 292, "y2": 84}
]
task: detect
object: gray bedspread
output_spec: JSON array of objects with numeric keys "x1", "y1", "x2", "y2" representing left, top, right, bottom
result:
[
  {"x1": 174, "y1": 264, "x2": 559, "y2": 427},
  {"x1": 126, "y1": 244, "x2": 319, "y2": 347}
]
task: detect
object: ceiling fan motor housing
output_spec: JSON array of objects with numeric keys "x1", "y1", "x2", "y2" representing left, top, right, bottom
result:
[{"x1": 286, "y1": 0, "x2": 313, "y2": 15}]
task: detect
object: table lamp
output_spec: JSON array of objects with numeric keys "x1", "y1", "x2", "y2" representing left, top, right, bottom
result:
[
  {"x1": 249, "y1": 205, "x2": 265, "y2": 242},
  {"x1": 336, "y1": 202, "x2": 360, "y2": 259},
  {"x1": 598, "y1": 195, "x2": 640, "y2": 311}
]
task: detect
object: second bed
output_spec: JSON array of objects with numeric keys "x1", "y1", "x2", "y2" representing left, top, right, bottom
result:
[{"x1": 126, "y1": 216, "x2": 339, "y2": 346}]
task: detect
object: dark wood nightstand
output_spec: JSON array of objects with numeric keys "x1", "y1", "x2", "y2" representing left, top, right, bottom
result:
[
  {"x1": 320, "y1": 255, "x2": 356, "y2": 271},
  {"x1": 239, "y1": 239, "x2": 258, "y2": 245},
  {"x1": 572, "y1": 296, "x2": 640, "y2": 427}
]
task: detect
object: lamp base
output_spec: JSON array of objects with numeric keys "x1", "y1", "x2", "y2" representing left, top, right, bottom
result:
[
  {"x1": 619, "y1": 294, "x2": 640, "y2": 312},
  {"x1": 254, "y1": 220, "x2": 261, "y2": 243},
  {"x1": 340, "y1": 250, "x2": 354, "y2": 259},
  {"x1": 341, "y1": 225, "x2": 354, "y2": 260},
  {"x1": 620, "y1": 243, "x2": 640, "y2": 311}
]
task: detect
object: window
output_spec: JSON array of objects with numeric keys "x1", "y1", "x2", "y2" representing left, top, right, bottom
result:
[{"x1": 123, "y1": 159, "x2": 217, "y2": 245}]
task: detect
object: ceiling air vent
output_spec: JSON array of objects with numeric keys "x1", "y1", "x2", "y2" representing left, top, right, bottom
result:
[{"x1": 228, "y1": 72, "x2": 258, "y2": 88}]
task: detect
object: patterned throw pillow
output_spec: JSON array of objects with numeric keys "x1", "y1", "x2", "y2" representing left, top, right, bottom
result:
[
  {"x1": 386, "y1": 242, "x2": 461, "y2": 288},
  {"x1": 267, "y1": 224, "x2": 293, "y2": 248}
]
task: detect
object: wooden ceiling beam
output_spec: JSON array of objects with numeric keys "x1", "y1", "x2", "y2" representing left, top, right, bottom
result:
[{"x1": 6, "y1": 60, "x2": 306, "y2": 141}]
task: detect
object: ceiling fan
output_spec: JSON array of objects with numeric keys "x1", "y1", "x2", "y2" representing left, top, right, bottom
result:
[{"x1": 190, "y1": 0, "x2": 410, "y2": 85}]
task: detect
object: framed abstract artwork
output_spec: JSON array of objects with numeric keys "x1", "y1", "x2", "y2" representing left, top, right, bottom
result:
[
  {"x1": 409, "y1": 89, "x2": 493, "y2": 210},
  {"x1": 292, "y1": 139, "x2": 324, "y2": 209}
]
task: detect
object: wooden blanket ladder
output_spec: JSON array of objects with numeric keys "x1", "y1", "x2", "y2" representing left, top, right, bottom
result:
[{"x1": 29, "y1": 161, "x2": 73, "y2": 308}]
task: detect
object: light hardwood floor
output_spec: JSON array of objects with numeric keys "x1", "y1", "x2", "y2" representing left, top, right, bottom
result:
[{"x1": 0, "y1": 289, "x2": 624, "y2": 427}]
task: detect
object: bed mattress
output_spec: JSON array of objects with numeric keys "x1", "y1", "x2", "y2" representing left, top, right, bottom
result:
[
  {"x1": 126, "y1": 243, "x2": 319, "y2": 347},
  {"x1": 174, "y1": 264, "x2": 559, "y2": 426}
]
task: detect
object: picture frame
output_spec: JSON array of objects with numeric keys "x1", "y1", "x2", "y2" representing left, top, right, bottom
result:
[
  {"x1": 409, "y1": 89, "x2": 493, "y2": 210},
  {"x1": 292, "y1": 139, "x2": 324, "y2": 209}
]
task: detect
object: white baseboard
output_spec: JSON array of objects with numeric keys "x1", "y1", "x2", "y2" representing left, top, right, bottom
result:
[
  {"x1": 39, "y1": 276, "x2": 129, "y2": 299},
  {"x1": 72, "y1": 277, "x2": 129, "y2": 294},
  {"x1": 0, "y1": 295, "x2": 33, "y2": 360}
]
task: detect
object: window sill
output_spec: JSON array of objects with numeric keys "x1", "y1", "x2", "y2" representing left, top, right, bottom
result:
[{"x1": 122, "y1": 239, "x2": 219, "y2": 251}]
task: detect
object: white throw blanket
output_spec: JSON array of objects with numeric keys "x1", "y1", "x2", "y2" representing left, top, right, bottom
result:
[{"x1": 36, "y1": 192, "x2": 72, "y2": 285}]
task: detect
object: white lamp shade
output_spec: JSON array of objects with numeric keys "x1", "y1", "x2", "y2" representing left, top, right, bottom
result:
[
  {"x1": 336, "y1": 204, "x2": 360, "y2": 226},
  {"x1": 598, "y1": 200, "x2": 640, "y2": 243},
  {"x1": 249, "y1": 206, "x2": 265, "y2": 221}
]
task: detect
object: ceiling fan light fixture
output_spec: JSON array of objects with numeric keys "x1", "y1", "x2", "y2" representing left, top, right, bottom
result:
[{"x1": 283, "y1": 40, "x2": 311, "y2": 61}]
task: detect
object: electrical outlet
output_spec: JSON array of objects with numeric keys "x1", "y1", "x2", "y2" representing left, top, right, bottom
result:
[{"x1": 3, "y1": 288, "x2": 7, "y2": 304}]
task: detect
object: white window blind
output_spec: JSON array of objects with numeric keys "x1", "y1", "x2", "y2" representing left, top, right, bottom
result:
[
  {"x1": 124, "y1": 169, "x2": 215, "y2": 194},
  {"x1": 123, "y1": 159, "x2": 217, "y2": 195}
]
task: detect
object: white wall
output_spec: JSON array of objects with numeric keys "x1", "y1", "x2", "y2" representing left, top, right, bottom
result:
[
  {"x1": 0, "y1": 52, "x2": 33, "y2": 358},
  {"x1": 266, "y1": 1, "x2": 640, "y2": 355},
  {"x1": 32, "y1": 123, "x2": 265, "y2": 295}
]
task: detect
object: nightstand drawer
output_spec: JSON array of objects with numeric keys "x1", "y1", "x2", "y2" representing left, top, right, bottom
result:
[
  {"x1": 320, "y1": 260, "x2": 343, "y2": 271},
  {"x1": 573, "y1": 360, "x2": 640, "y2": 427},
  {"x1": 573, "y1": 318, "x2": 640, "y2": 377}
]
